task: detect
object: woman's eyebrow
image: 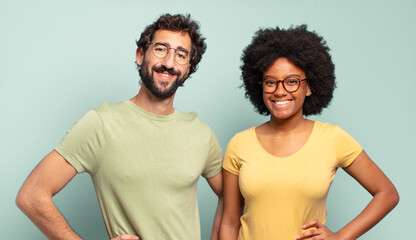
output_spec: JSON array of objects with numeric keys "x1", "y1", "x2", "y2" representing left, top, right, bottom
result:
[{"x1": 263, "y1": 74, "x2": 302, "y2": 79}]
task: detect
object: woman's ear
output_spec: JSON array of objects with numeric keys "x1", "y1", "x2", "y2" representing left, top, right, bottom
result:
[{"x1": 306, "y1": 88, "x2": 312, "y2": 96}]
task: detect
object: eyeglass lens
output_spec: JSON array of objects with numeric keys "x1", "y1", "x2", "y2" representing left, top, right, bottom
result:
[
  {"x1": 151, "y1": 43, "x2": 190, "y2": 65},
  {"x1": 262, "y1": 77, "x2": 301, "y2": 93}
]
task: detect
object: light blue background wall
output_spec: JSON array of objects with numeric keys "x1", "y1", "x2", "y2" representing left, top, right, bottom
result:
[{"x1": 1, "y1": 0, "x2": 415, "y2": 239}]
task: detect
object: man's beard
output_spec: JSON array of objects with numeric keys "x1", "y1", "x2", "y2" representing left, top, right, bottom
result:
[{"x1": 139, "y1": 62, "x2": 187, "y2": 100}]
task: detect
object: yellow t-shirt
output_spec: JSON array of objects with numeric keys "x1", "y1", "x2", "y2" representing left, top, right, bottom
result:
[{"x1": 222, "y1": 121, "x2": 363, "y2": 240}]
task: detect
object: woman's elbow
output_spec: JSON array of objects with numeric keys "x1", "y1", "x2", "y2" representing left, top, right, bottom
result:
[{"x1": 389, "y1": 186, "x2": 400, "y2": 208}]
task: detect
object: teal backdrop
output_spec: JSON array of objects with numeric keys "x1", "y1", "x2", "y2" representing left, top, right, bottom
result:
[{"x1": 1, "y1": 0, "x2": 415, "y2": 239}]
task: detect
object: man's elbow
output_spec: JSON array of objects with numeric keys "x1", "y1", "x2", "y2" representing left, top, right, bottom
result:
[
  {"x1": 15, "y1": 187, "x2": 46, "y2": 215},
  {"x1": 16, "y1": 189, "x2": 31, "y2": 213}
]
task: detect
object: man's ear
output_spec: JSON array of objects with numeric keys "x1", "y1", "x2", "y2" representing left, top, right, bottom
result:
[
  {"x1": 136, "y1": 48, "x2": 144, "y2": 66},
  {"x1": 184, "y1": 66, "x2": 190, "y2": 78}
]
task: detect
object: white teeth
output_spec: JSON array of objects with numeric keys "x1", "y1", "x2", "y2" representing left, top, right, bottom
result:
[{"x1": 273, "y1": 100, "x2": 291, "y2": 105}]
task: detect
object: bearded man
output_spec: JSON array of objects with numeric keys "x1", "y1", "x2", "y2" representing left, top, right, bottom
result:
[{"x1": 16, "y1": 14, "x2": 223, "y2": 240}]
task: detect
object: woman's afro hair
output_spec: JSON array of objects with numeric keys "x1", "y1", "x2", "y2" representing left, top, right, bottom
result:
[{"x1": 241, "y1": 24, "x2": 335, "y2": 116}]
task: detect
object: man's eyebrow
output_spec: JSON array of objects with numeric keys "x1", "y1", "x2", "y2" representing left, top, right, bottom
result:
[
  {"x1": 176, "y1": 46, "x2": 189, "y2": 52},
  {"x1": 155, "y1": 41, "x2": 190, "y2": 53}
]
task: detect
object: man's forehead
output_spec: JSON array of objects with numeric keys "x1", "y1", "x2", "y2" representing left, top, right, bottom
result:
[{"x1": 151, "y1": 29, "x2": 191, "y2": 50}]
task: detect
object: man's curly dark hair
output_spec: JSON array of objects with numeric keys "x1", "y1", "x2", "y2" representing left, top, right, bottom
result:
[
  {"x1": 241, "y1": 24, "x2": 335, "y2": 116},
  {"x1": 136, "y1": 13, "x2": 206, "y2": 78}
]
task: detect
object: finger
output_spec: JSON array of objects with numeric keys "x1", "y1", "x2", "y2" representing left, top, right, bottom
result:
[
  {"x1": 302, "y1": 219, "x2": 324, "y2": 229},
  {"x1": 296, "y1": 229, "x2": 319, "y2": 239}
]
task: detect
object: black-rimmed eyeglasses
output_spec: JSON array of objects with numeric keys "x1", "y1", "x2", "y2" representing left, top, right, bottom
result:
[
  {"x1": 148, "y1": 42, "x2": 190, "y2": 65},
  {"x1": 260, "y1": 76, "x2": 307, "y2": 93}
]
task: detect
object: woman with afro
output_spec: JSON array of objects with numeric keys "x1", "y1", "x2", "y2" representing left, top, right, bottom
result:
[{"x1": 219, "y1": 25, "x2": 399, "y2": 240}]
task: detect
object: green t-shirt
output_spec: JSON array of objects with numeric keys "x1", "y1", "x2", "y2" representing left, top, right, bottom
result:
[{"x1": 55, "y1": 100, "x2": 223, "y2": 240}]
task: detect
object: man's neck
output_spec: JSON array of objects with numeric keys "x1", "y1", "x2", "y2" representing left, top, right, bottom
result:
[{"x1": 130, "y1": 86, "x2": 175, "y2": 116}]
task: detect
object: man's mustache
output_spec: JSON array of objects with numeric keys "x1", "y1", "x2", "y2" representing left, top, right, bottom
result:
[{"x1": 152, "y1": 65, "x2": 180, "y2": 76}]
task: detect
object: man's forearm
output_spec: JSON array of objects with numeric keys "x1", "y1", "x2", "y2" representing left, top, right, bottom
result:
[
  {"x1": 16, "y1": 150, "x2": 81, "y2": 239},
  {"x1": 210, "y1": 196, "x2": 223, "y2": 240},
  {"x1": 16, "y1": 192, "x2": 82, "y2": 240}
]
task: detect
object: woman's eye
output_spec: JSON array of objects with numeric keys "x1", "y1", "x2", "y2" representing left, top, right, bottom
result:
[
  {"x1": 286, "y1": 78, "x2": 299, "y2": 85},
  {"x1": 264, "y1": 80, "x2": 275, "y2": 86}
]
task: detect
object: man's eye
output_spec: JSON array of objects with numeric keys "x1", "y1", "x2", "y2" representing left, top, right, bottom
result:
[
  {"x1": 176, "y1": 51, "x2": 188, "y2": 59},
  {"x1": 154, "y1": 47, "x2": 167, "y2": 52}
]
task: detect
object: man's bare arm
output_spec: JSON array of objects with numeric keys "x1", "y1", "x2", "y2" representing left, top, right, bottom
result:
[
  {"x1": 16, "y1": 150, "x2": 81, "y2": 240},
  {"x1": 207, "y1": 171, "x2": 223, "y2": 240}
]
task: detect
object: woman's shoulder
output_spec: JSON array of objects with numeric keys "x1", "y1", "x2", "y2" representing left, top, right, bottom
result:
[
  {"x1": 233, "y1": 126, "x2": 256, "y2": 139},
  {"x1": 313, "y1": 120, "x2": 339, "y2": 133},
  {"x1": 227, "y1": 126, "x2": 257, "y2": 146},
  {"x1": 312, "y1": 121, "x2": 357, "y2": 143}
]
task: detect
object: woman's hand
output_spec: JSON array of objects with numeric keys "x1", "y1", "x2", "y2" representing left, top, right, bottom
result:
[
  {"x1": 111, "y1": 234, "x2": 140, "y2": 240},
  {"x1": 296, "y1": 220, "x2": 341, "y2": 240}
]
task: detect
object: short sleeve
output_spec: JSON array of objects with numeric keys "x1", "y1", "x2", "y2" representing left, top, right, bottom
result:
[
  {"x1": 201, "y1": 130, "x2": 223, "y2": 179},
  {"x1": 222, "y1": 136, "x2": 241, "y2": 176},
  {"x1": 334, "y1": 126, "x2": 363, "y2": 168},
  {"x1": 55, "y1": 110, "x2": 105, "y2": 174}
]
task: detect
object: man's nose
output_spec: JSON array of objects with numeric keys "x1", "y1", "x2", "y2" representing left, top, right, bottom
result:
[{"x1": 161, "y1": 50, "x2": 176, "y2": 69}]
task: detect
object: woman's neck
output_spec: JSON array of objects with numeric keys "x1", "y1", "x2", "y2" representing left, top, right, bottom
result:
[{"x1": 267, "y1": 114, "x2": 310, "y2": 134}]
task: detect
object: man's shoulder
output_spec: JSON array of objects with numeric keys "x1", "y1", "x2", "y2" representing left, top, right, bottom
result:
[
  {"x1": 94, "y1": 101, "x2": 127, "y2": 113},
  {"x1": 175, "y1": 110, "x2": 198, "y2": 122},
  {"x1": 175, "y1": 110, "x2": 213, "y2": 133},
  {"x1": 91, "y1": 101, "x2": 137, "y2": 119}
]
